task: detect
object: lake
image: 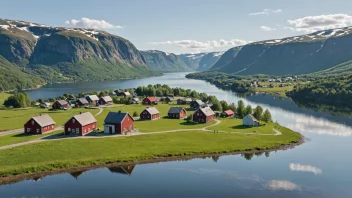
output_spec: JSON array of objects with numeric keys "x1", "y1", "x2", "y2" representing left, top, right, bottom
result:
[{"x1": 2, "y1": 72, "x2": 352, "y2": 197}]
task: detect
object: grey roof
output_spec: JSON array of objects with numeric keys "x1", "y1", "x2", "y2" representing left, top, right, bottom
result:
[
  {"x1": 77, "y1": 98, "x2": 89, "y2": 104},
  {"x1": 101, "y1": 96, "x2": 113, "y2": 102},
  {"x1": 144, "y1": 107, "x2": 159, "y2": 115},
  {"x1": 87, "y1": 95, "x2": 99, "y2": 101},
  {"x1": 247, "y1": 114, "x2": 259, "y2": 122},
  {"x1": 123, "y1": 92, "x2": 131, "y2": 96},
  {"x1": 72, "y1": 112, "x2": 97, "y2": 126},
  {"x1": 57, "y1": 100, "x2": 68, "y2": 105},
  {"x1": 132, "y1": 98, "x2": 140, "y2": 101},
  {"x1": 199, "y1": 107, "x2": 215, "y2": 116},
  {"x1": 104, "y1": 112, "x2": 130, "y2": 124},
  {"x1": 195, "y1": 100, "x2": 204, "y2": 105},
  {"x1": 168, "y1": 107, "x2": 186, "y2": 114},
  {"x1": 185, "y1": 98, "x2": 192, "y2": 102},
  {"x1": 31, "y1": 114, "x2": 56, "y2": 127}
]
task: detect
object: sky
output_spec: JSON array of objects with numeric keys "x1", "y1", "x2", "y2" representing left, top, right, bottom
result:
[{"x1": 2, "y1": 0, "x2": 352, "y2": 54}]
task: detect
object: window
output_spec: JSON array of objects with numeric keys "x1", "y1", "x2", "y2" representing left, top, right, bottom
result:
[
  {"x1": 31, "y1": 120, "x2": 35, "y2": 125},
  {"x1": 72, "y1": 119, "x2": 75, "y2": 123},
  {"x1": 27, "y1": 128, "x2": 30, "y2": 132},
  {"x1": 36, "y1": 129, "x2": 40, "y2": 133},
  {"x1": 68, "y1": 128, "x2": 71, "y2": 132},
  {"x1": 76, "y1": 128, "x2": 79, "y2": 133}
]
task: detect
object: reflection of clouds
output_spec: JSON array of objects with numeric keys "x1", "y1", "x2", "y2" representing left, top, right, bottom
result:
[
  {"x1": 285, "y1": 113, "x2": 352, "y2": 136},
  {"x1": 268, "y1": 180, "x2": 299, "y2": 191},
  {"x1": 289, "y1": 163, "x2": 322, "y2": 175}
]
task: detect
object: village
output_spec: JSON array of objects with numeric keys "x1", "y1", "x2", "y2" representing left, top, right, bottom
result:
[{"x1": 24, "y1": 92, "x2": 264, "y2": 137}]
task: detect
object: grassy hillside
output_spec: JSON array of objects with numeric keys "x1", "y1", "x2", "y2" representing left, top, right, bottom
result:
[
  {"x1": 307, "y1": 60, "x2": 352, "y2": 77},
  {"x1": 0, "y1": 56, "x2": 45, "y2": 92}
]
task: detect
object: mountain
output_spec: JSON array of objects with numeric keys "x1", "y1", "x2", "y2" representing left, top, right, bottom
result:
[
  {"x1": 0, "y1": 19, "x2": 160, "y2": 90},
  {"x1": 212, "y1": 27, "x2": 352, "y2": 75},
  {"x1": 141, "y1": 50, "x2": 193, "y2": 72},
  {"x1": 179, "y1": 52, "x2": 224, "y2": 71}
]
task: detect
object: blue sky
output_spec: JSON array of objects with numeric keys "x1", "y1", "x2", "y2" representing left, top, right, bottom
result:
[{"x1": 2, "y1": 0, "x2": 352, "y2": 54}]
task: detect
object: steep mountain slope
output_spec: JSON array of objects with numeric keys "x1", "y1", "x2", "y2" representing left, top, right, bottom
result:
[
  {"x1": 212, "y1": 27, "x2": 352, "y2": 75},
  {"x1": 0, "y1": 56, "x2": 45, "y2": 91},
  {"x1": 141, "y1": 50, "x2": 193, "y2": 72},
  {"x1": 178, "y1": 53, "x2": 206, "y2": 69},
  {"x1": 197, "y1": 52, "x2": 224, "y2": 71},
  {"x1": 0, "y1": 19, "x2": 160, "y2": 87},
  {"x1": 179, "y1": 52, "x2": 224, "y2": 71}
]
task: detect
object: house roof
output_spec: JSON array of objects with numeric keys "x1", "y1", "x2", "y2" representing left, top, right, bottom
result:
[
  {"x1": 185, "y1": 98, "x2": 192, "y2": 102},
  {"x1": 132, "y1": 97, "x2": 140, "y2": 101},
  {"x1": 77, "y1": 98, "x2": 89, "y2": 104},
  {"x1": 104, "y1": 112, "x2": 131, "y2": 124},
  {"x1": 168, "y1": 107, "x2": 186, "y2": 114},
  {"x1": 56, "y1": 100, "x2": 68, "y2": 105},
  {"x1": 101, "y1": 96, "x2": 113, "y2": 102},
  {"x1": 198, "y1": 107, "x2": 215, "y2": 116},
  {"x1": 123, "y1": 92, "x2": 131, "y2": 96},
  {"x1": 195, "y1": 100, "x2": 204, "y2": 105},
  {"x1": 144, "y1": 107, "x2": 159, "y2": 115},
  {"x1": 72, "y1": 112, "x2": 97, "y2": 126},
  {"x1": 246, "y1": 114, "x2": 259, "y2": 122},
  {"x1": 145, "y1": 96, "x2": 156, "y2": 102},
  {"x1": 87, "y1": 95, "x2": 99, "y2": 101},
  {"x1": 31, "y1": 114, "x2": 56, "y2": 127},
  {"x1": 224, "y1": 110, "x2": 234, "y2": 116}
]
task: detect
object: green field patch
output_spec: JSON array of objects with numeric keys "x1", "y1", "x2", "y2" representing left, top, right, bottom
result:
[{"x1": 208, "y1": 118, "x2": 277, "y2": 134}]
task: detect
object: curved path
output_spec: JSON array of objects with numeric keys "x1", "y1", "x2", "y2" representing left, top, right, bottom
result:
[{"x1": 0, "y1": 120, "x2": 282, "y2": 150}]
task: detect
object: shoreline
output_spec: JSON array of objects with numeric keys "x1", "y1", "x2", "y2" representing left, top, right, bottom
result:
[{"x1": 0, "y1": 136, "x2": 304, "y2": 185}]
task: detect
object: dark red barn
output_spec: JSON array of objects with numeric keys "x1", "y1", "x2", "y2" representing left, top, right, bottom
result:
[
  {"x1": 193, "y1": 107, "x2": 215, "y2": 123},
  {"x1": 104, "y1": 111, "x2": 134, "y2": 135},
  {"x1": 140, "y1": 107, "x2": 159, "y2": 120},
  {"x1": 52, "y1": 100, "x2": 69, "y2": 110},
  {"x1": 142, "y1": 97, "x2": 157, "y2": 105},
  {"x1": 64, "y1": 112, "x2": 97, "y2": 136},
  {"x1": 24, "y1": 114, "x2": 56, "y2": 134},
  {"x1": 168, "y1": 107, "x2": 187, "y2": 119}
]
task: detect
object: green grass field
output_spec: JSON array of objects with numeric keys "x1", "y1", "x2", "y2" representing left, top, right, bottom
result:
[
  {"x1": 0, "y1": 131, "x2": 62, "y2": 147},
  {"x1": 208, "y1": 118, "x2": 276, "y2": 134},
  {"x1": 0, "y1": 108, "x2": 99, "y2": 131},
  {"x1": 0, "y1": 127, "x2": 301, "y2": 176}
]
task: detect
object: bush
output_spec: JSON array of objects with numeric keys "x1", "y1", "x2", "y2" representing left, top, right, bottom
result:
[{"x1": 133, "y1": 111, "x2": 138, "y2": 117}]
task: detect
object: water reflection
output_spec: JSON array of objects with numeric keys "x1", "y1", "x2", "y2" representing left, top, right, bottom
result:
[
  {"x1": 289, "y1": 163, "x2": 322, "y2": 175},
  {"x1": 268, "y1": 180, "x2": 299, "y2": 191},
  {"x1": 108, "y1": 165, "x2": 135, "y2": 176}
]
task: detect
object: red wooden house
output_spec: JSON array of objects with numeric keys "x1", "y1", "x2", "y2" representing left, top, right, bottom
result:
[
  {"x1": 168, "y1": 107, "x2": 187, "y2": 119},
  {"x1": 104, "y1": 111, "x2": 134, "y2": 135},
  {"x1": 140, "y1": 107, "x2": 160, "y2": 120},
  {"x1": 223, "y1": 110, "x2": 235, "y2": 117},
  {"x1": 85, "y1": 95, "x2": 99, "y2": 106},
  {"x1": 142, "y1": 97, "x2": 157, "y2": 105},
  {"x1": 52, "y1": 100, "x2": 69, "y2": 110},
  {"x1": 193, "y1": 107, "x2": 215, "y2": 123},
  {"x1": 64, "y1": 112, "x2": 97, "y2": 136},
  {"x1": 24, "y1": 114, "x2": 56, "y2": 134}
]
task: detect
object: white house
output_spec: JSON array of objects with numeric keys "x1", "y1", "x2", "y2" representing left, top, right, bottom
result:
[{"x1": 243, "y1": 114, "x2": 260, "y2": 126}]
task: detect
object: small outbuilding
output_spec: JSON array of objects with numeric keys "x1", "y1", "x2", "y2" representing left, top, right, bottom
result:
[
  {"x1": 52, "y1": 100, "x2": 69, "y2": 110},
  {"x1": 190, "y1": 100, "x2": 204, "y2": 109},
  {"x1": 177, "y1": 98, "x2": 192, "y2": 105},
  {"x1": 140, "y1": 107, "x2": 160, "y2": 120},
  {"x1": 24, "y1": 114, "x2": 56, "y2": 134},
  {"x1": 104, "y1": 111, "x2": 134, "y2": 135},
  {"x1": 168, "y1": 107, "x2": 187, "y2": 119},
  {"x1": 223, "y1": 110, "x2": 234, "y2": 117},
  {"x1": 86, "y1": 95, "x2": 99, "y2": 106},
  {"x1": 129, "y1": 97, "x2": 140, "y2": 104},
  {"x1": 119, "y1": 92, "x2": 131, "y2": 97},
  {"x1": 64, "y1": 112, "x2": 97, "y2": 136},
  {"x1": 76, "y1": 98, "x2": 89, "y2": 108},
  {"x1": 40, "y1": 102, "x2": 51, "y2": 109},
  {"x1": 243, "y1": 114, "x2": 260, "y2": 126},
  {"x1": 99, "y1": 96, "x2": 113, "y2": 105},
  {"x1": 193, "y1": 107, "x2": 215, "y2": 123},
  {"x1": 164, "y1": 96, "x2": 175, "y2": 103},
  {"x1": 142, "y1": 96, "x2": 157, "y2": 105}
]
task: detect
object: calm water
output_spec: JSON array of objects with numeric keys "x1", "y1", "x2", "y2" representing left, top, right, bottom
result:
[{"x1": 2, "y1": 73, "x2": 352, "y2": 198}]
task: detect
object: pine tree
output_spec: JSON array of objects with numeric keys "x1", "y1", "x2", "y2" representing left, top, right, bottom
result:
[{"x1": 263, "y1": 109, "x2": 273, "y2": 123}]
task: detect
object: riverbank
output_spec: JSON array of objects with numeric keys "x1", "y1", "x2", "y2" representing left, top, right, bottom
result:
[{"x1": 0, "y1": 131, "x2": 304, "y2": 184}]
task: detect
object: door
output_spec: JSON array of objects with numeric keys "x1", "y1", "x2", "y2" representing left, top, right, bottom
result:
[{"x1": 109, "y1": 126, "x2": 113, "y2": 134}]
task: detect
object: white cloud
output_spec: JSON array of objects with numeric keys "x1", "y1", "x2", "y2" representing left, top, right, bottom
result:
[
  {"x1": 260, "y1": 26, "x2": 277, "y2": 32},
  {"x1": 249, "y1": 9, "x2": 282, "y2": 16},
  {"x1": 150, "y1": 39, "x2": 248, "y2": 50},
  {"x1": 286, "y1": 14, "x2": 352, "y2": 33},
  {"x1": 268, "y1": 180, "x2": 299, "y2": 191},
  {"x1": 289, "y1": 163, "x2": 322, "y2": 175},
  {"x1": 65, "y1": 18, "x2": 122, "y2": 29}
]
